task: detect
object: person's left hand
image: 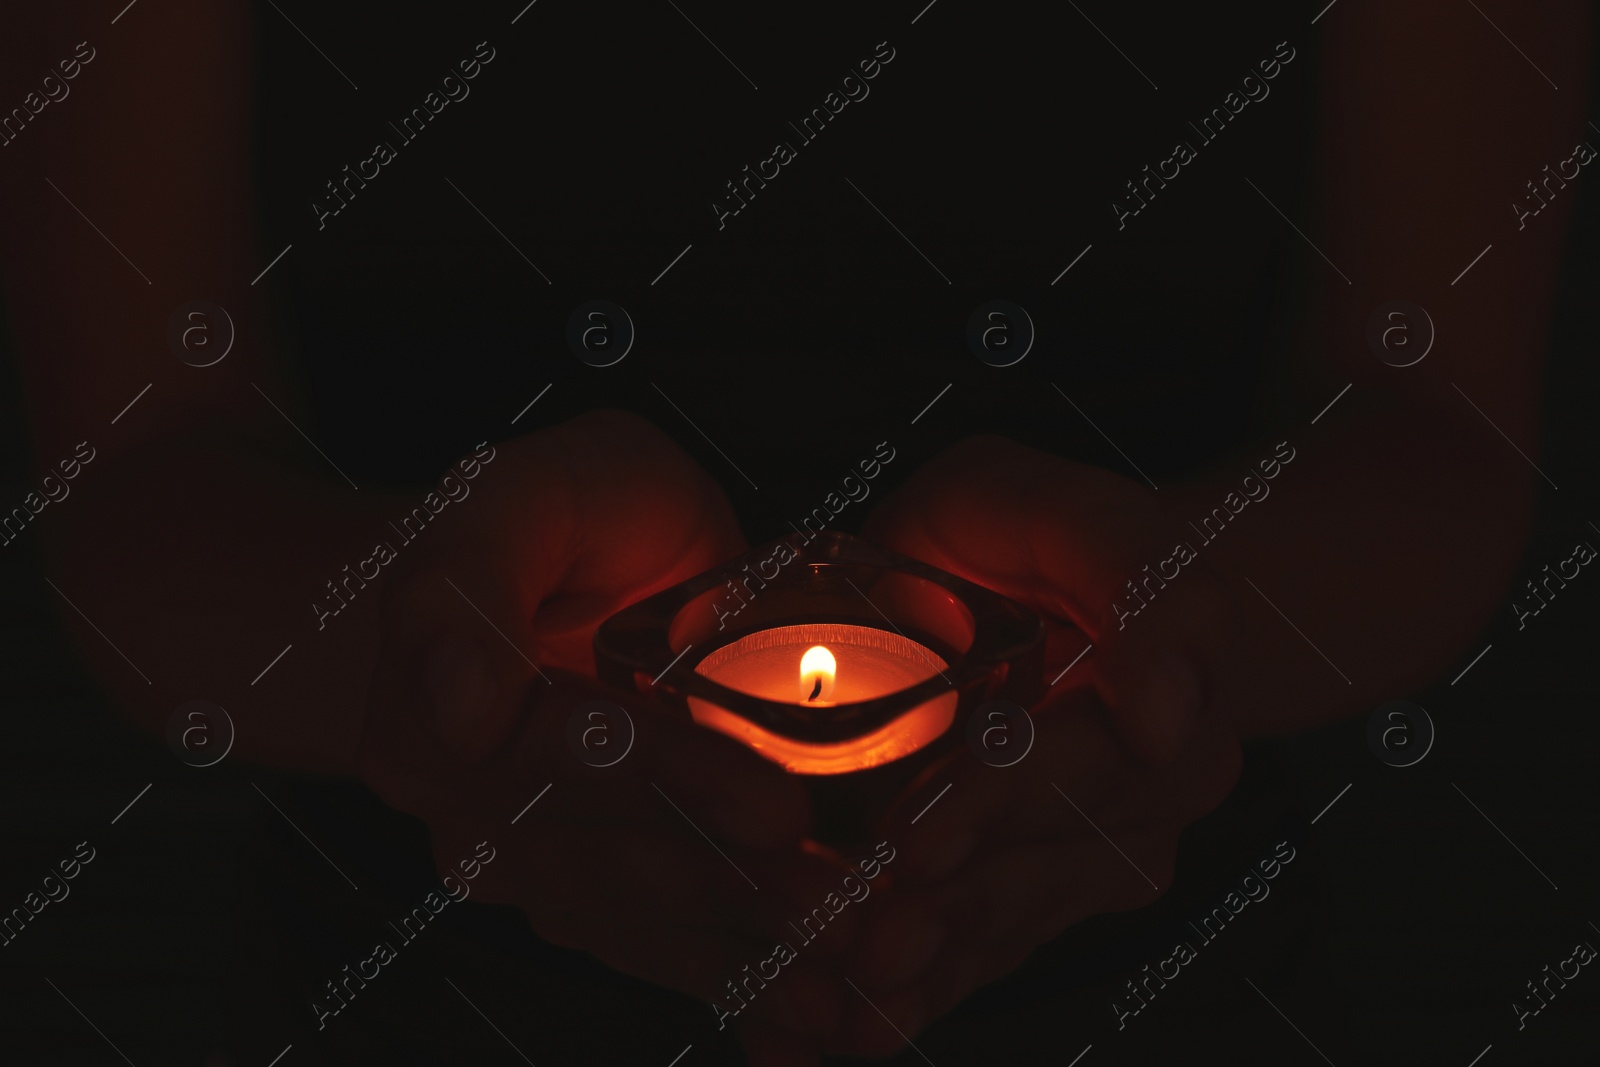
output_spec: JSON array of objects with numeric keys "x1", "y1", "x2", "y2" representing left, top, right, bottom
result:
[
  {"x1": 821, "y1": 435, "x2": 1247, "y2": 1057},
  {"x1": 355, "y1": 411, "x2": 856, "y2": 1049}
]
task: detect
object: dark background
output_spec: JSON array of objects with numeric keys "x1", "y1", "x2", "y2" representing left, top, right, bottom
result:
[{"x1": 2, "y1": 0, "x2": 1598, "y2": 1064}]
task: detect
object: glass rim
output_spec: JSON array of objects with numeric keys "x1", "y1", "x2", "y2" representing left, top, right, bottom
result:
[{"x1": 594, "y1": 531, "x2": 1046, "y2": 742}]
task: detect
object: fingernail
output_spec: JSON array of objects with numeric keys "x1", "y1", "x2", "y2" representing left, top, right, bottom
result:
[{"x1": 423, "y1": 636, "x2": 497, "y2": 751}]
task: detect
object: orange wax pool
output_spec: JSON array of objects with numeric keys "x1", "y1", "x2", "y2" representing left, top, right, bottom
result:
[{"x1": 688, "y1": 623, "x2": 957, "y2": 775}]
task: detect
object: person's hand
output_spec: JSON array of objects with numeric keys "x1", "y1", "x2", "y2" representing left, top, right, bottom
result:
[
  {"x1": 826, "y1": 435, "x2": 1246, "y2": 1056},
  {"x1": 355, "y1": 410, "x2": 854, "y2": 1042}
]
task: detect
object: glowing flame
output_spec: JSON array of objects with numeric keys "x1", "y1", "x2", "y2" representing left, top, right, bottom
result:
[{"x1": 799, "y1": 645, "x2": 836, "y2": 703}]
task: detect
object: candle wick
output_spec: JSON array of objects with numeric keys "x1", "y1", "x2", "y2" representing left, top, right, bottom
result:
[{"x1": 807, "y1": 677, "x2": 823, "y2": 701}]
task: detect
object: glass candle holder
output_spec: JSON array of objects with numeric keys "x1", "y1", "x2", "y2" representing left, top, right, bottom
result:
[{"x1": 594, "y1": 532, "x2": 1046, "y2": 850}]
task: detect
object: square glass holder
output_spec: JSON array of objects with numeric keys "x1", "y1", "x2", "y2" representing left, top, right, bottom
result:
[{"x1": 594, "y1": 531, "x2": 1046, "y2": 851}]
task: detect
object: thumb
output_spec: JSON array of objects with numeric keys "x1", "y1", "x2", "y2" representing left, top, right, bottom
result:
[
  {"x1": 1087, "y1": 558, "x2": 1243, "y2": 767},
  {"x1": 370, "y1": 556, "x2": 546, "y2": 769},
  {"x1": 1091, "y1": 632, "x2": 1204, "y2": 768}
]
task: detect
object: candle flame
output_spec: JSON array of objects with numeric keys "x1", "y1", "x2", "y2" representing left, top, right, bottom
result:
[{"x1": 799, "y1": 645, "x2": 836, "y2": 703}]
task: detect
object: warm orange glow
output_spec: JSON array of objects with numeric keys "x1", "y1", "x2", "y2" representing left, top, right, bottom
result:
[
  {"x1": 688, "y1": 624, "x2": 957, "y2": 775},
  {"x1": 799, "y1": 645, "x2": 837, "y2": 703},
  {"x1": 688, "y1": 698, "x2": 956, "y2": 775}
]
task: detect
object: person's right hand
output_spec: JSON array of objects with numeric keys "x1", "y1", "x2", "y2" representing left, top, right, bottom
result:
[
  {"x1": 819, "y1": 434, "x2": 1246, "y2": 1057},
  {"x1": 355, "y1": 410, "x2": 854, "y2": 1042}
]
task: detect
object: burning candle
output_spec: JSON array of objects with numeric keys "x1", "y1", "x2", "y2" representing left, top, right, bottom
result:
[
  {"x1": 688, "y1": 623, "x2": 958, "y2": 775},
  {"x1": 594, "y1": 532, "x2": 1049, "y2": 850}
]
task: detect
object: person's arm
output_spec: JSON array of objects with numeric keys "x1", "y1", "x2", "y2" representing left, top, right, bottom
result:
[
  {"x1": 1, "y1": 16, "x2": 849, "y2": 1041},
  {"x1": 838, "y1": 5, "x2": 1593, "y2": 1056},
  {"x1": 0, "y1": 2, "x2": 405, "y2": 773},
  {"x1": 1168, "y1": 0, "x2": 1590, "y2": 738}
]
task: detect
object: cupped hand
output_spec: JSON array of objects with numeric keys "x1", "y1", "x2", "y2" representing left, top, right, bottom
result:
[
  {"x1": 355, "y1": 410, "x2": 854, "y2": 1041},
  {"x1": 825, "y1": 435, "x2": 1247, "y2": 1056}
]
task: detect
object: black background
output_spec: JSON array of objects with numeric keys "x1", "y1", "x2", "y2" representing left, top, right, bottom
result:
[{"x1": 2, "y1": 1, "x2": 1598, "y2": 1064}]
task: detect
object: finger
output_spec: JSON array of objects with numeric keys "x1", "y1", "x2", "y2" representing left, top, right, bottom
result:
[
  {"x1": 366, "y1": 410, "x2": 749, "y2": 771},
  {"x1": 1093, "y1": 631, "x2": 1204, "y2": 769},
  {"x1": 863, "y1": 436, "x2": 1235, "y2": 768},
  {"x1": 738, "y1": 1021, "x2": 823, "y2": 1067},
  {"x1": 561, "y1": 918, "x2": 844, "y2": 1039},
  {"x1": 445, "y1": 735, "x2": 816, "y2": 948},
  {"x1": 505, "y1": 821, "x2": 860, "y2": 946},
  {"x1": 938, "y1": 831, "x2": 1174, "y2": 958},
  {"x1": 822, "y1": 979, "x2": 930, "y2": 1061},
  {"x1": 360, "y1": 664, "x2": 599, "y2": 829},
  {"x1": 429, "y1": 807, "x2": 864, "y2": 1026},
  {"x1": 539, "y1": 410, "x2": 748, "y2": 598},
  {"x1": 1085, "y1": 549, "x2": 1248, "y2": 770},
  {"x1": 364, "y1": 556, "x2": 548, "y2": 772},
  {"x1": 421, "y1": 822, "x2": 520, "y2": 908},
  {"x1": 532, "y1": 917, "x2": 754, "y2": 1011},
  {"x1": 838, "y1": 891, "x2": 945, "y2": 991},
  {"x1": 497, "y1": 409, "x2": 749, "y2": 672},
  {"x1": 496, "y1": 821, "x2": 766, "y2": 934},
  {"x1": 889, "y1": 698, "x2": 1241, "y2": 891},
  {"x1": 502, "y1": 675, "x2": 816, "y2": 849},
  {"x1": 435, "y1": 722, "x2": 853, "y2": 939},
  {"x1": 636, "y1": 717, "x2": 815, "y2": 849},
  {"x1": 742, "y1": 960, "x2": 845, "y2": 1042},
  {"x1": 864, "y1": 435, "x2": 1174, "y2": 628},
  {"x1": 388, "y1": 676, "x2": 830, "y2": 941},
  {"x1": 915, "y1": 832, "x2": 1177, "y2": 1017},
  {"x1": 885, "y1": 688, "x2": 1134, "y2": 881},
  {"x1": 839, "y1": 831, "x2": 1175, "y2": 1047}
]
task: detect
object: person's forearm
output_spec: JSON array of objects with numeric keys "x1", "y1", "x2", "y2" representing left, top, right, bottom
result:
[
  {"x1": 1164, "y1": 394, "x2": 1531, "y2": 740},
  {"x1": 1292, "y1": 0, "x2": 1591, "y2": 430},
  {"x1": 41, "y1": 436, "x2": 413, "y2": 774},
  {"x1": 0, "y1": 2, "x2": 283, "y2": 465},
  {"x1": 1178, "y1": 1, "x2": 1589, "y2": 740},
  {"x1": 0, "y1": 6, "x2": 394, "y2": 770}
]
